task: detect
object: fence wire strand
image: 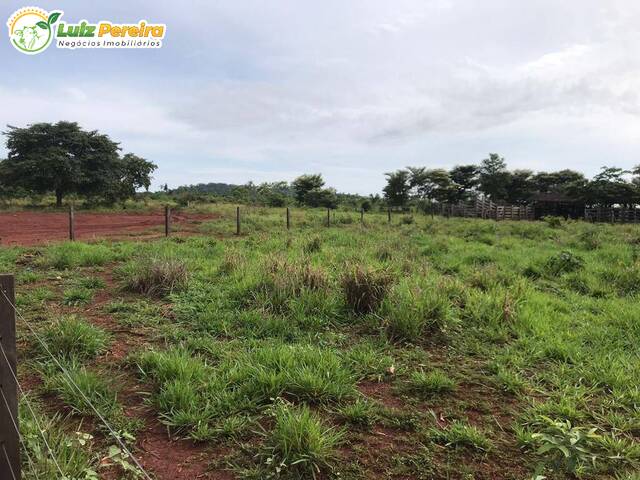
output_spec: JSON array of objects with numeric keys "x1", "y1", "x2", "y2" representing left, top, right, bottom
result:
[
  {"x1": 0, "y1": 287, "x2": 152, "y2": 480},
  {"x1": 1, "y1": 443, "x2": 17, "y2": 480},
  {"x1": 0, "y1": 384, "x2": 40, "y2": 480},
  {"x1": 0, "y1": 341, "x2": 58, "y2": 479}
]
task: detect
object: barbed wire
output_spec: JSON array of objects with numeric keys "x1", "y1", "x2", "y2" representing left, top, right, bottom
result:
[{"x1": 0, "y1": 287, "x2": 152, "y2": 480}]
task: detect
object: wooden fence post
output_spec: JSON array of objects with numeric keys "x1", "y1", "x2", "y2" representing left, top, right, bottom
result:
[
  {"x1": 164, "y1": 206, "x2": 171, "y2": 237},
  {"x1": 0, "y1": 274, "x2": 20, "y2": 480},
  {"x1": 326, "y1": 208, "x2": 330, "y2": 227},
  {"x1": 387, "y1": 208, "x2": 391, "y2": 223},
  {"x1": 69, "y1": 204, "x2": 75, "y2": 241},
  {"x1": 286, "y1": 207, "x2": 290, "y2": 230},
  {"x1": 360, "y1": 208, "x2": 364, "y2": 224},
  {"x1": 236, "y1": 206, "x2": 241, "y2": 235}
]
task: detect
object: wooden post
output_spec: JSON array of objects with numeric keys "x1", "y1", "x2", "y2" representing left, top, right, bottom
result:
[
  {"x1": 164, "y1": 206, "x2": 171, "y2": 237},
  {"x1": 286, "y1": 207, "x2": 290, "y2": 230},
  {"x1": 387, "y1": 208, "x2": 391, "y2": 223},
  {"x1": 236, "y1": 206, "x2": 241, "y2": 235},
  {"x1": 0, "y1": 274, "x2": 20, "y2": 480},
  {"x1": 360, "y1": 208, "x2": 364, "y2": 224},
  {"x1": 326, "y1": 208, "x2": 330, "y2": 227},
  {"x1": 69, "y1": 204, "x2": 75, "y2": 241}
]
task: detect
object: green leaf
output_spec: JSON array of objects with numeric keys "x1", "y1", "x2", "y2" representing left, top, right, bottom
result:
[
  {"x1": 48, "y1": 12, "x2": 61, "y2": 24},
  {"x1": 36, "y1": 21, "x2": 48, "y2": 30}
]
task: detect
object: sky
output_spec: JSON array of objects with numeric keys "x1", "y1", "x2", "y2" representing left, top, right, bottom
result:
[{"x1": 2, "y1": 0, "x2": 640, "y2": 194}]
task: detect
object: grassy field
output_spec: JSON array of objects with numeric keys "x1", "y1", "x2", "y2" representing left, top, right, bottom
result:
[{"x1": 2, "y1": 205, "x2": 639, "y2": 479}]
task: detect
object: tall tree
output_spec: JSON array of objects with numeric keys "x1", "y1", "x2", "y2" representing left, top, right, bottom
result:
[
  {"x1": 449, "y1": 164, "x2": 479, "y2": 202},
  {"x1": 383, "y1": 169, "x2": 411, "y2": 207},
  {"x1": 478, "y1": 153, "x2": 509, "y2": 201},
  {"x1": 0, "y1": 122, "x2": 156, "y2": 205},
  {"x1": 292, "y1": 174, "x2": 325, "y2": 204}
]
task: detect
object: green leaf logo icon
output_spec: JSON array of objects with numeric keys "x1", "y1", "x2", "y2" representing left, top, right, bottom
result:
[
  {"x1": 36, "y1": 21, "x2": 48, "y2": 30},
  {"x1": 48, "y1": 12, "x2": 61, "y2": 25}
]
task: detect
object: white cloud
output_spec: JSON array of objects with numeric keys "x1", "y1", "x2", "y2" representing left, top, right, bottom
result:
[{"x1": 3, "y1": 0, "x2": 640, "y2": 194}]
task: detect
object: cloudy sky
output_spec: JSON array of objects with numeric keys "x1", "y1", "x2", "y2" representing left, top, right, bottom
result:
[{"x1": 3, "y1": 1, "x2": 640, "y2": 194}]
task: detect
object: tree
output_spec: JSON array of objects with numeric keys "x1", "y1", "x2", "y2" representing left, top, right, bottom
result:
[
  {"x1": 383, "y1": 170, "x2": 411, "y2": 207},
  {"x1": 449, "y1": 164, "x2": 479, "y2": 202},
  {"x1": 0, "y1": 122, "x2": 156, "y2": 206},
  {"x1": 292, "y1": 174, "x2": 325, "y2": 205},
  {"x1": 504, "y1": 169, "x2": 535, "y2": 204},
  {"x1": 408, "y1": 167, "x2": 453, "y2": 203},
  {"x1": 478, "y1": 153, "x2": 509, "y2": 201}
]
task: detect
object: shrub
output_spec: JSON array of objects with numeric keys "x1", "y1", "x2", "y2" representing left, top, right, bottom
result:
[
  {"x1": 544, "y1": 251, "x2": 584, "y2": 276},
  {"x1": 41, "y1": 316, "x2": 109, "y2": 361},
  {"x1": 260, "y1": 402, "x2": 343, "y2": 479},
  {"x1": 342, "y1": 266, "x2": 393, "y2": 314},
  {"x1": 400, "y1": 215, "x2": 415, "y2": 225},
  {"x1": 121, "y1": 257, "x2": 189, "y2": 297},
  {"x1": 405, "y1": 370, "x2": 455, "y2": 398}
]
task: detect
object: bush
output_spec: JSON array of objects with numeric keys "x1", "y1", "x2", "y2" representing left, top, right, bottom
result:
[
  {"x1": 400, "y1": 215, "x2": 415, "y2": 225},
  {"x1": 342, "y1": 266, "x2": 393, "y2": 314},
  {"x1": 545, "y1": 251, "x2": 584, "y2": 276},
  {"x1": 121, "y1": 257, "x2": 189, "y2": 297}
]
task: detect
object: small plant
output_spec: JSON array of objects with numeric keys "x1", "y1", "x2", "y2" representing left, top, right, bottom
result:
[
  {"x1": 400, "y1": 215, "x2": 415, "y2": 225},
  {"x1": 544, "y1": 251, "x2": 584, "y2": 276},
  {"x1": 543, "y1": 216, "x2": 564, "y2": 228},
  {"x1": 405, "y1": 370, "x2": 455, "y2": 398},
  {"x1": 62, "y1": 287, "x2": 94, "y2": 306},
  {"x1": 303, "y1": 236, "x2": 322, "y2": 254},
  {"x1": 342, "y1": 265, "x2": 393, "y2": 314},
  {"x1": 41, "y1": 316, "x2": 109, "y2": 361},
  {"x1": 530, "y1": 416, "x2": 601, "y2": 473},
  {"x1": 337, "y1": 398, "x2": 377, "y2": 429},
  {"x1": 121, "y1": 257, "x2": 189, "y2": 297},
  {"x1": 430, "y1": 421, "x2": 491, "y2": 451},
  {"x1": 260, "y1": 402, "x2": 343, "y2": 479},
  {"x1": 76, "y1": 276, "x2": 107, "y2": 289}
]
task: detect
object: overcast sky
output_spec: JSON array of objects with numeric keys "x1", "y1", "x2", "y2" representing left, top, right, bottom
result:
[{"x1": 3, "y1": 1, "x2": 640, "y2": 194}]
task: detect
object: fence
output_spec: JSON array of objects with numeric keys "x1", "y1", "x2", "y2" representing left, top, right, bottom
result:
[
  {"x1": 584, "y1": 207, "x2": 640, "y2": 223},
  {"x1": 435, "y1": 197, "x2": 534, "y2": 221},
  {"x1": 0, "y1": 274, "x2": 152, "y2": 480}
]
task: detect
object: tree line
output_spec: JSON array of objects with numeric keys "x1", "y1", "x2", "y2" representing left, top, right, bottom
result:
[{"x1": 383, "y1": 153, "x2": 640, "y2": 208}]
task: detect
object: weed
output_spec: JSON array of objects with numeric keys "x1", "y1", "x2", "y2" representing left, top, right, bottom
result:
[
  {"x1": 430, "y1": 420, "x2": 491, "y2": 451},
  {"x1": 121, "y1": 256, "x2": 189, "y2": 297},
  {"x1": 62, "y1": 287, "x2": 94, "y2": 306},
  {"x1": 342, "y1": 265, "x2": 393, "y2": 314}
]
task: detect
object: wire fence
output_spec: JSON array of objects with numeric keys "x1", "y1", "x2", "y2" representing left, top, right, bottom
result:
[{"x1": 0, "y1": 283, "x2": 152, "y2": 480}]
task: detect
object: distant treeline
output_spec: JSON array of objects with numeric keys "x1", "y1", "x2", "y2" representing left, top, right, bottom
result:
[{"x1": 383, "y1": 153, "x2": 640, "y2": 208}]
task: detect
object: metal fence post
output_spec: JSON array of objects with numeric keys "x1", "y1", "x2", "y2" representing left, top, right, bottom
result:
[
  {"x1": 69, "y1": 204, "x2": 75, "y2": 241},
  {"x1": 236, "y1": 206, "x2": 241, "y2": 235},
  {"x1": 0, "y1": 274, "x2": 20, "y2": 480}
]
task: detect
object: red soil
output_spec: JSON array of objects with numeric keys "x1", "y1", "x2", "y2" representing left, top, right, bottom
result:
[{"x1": 0, "y1": 211, "x2": 218, "y2": 246}]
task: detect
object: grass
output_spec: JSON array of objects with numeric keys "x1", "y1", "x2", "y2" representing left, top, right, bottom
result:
[
  {"x1": 40, "y1": 316, "x2": 110, "y2": 361},
  {"x1": 259, "y1": 402, "x2": 344, "y2": 479},
  {"x1": 8, "y1": 205, "x2": 640, "y2": 479}
]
